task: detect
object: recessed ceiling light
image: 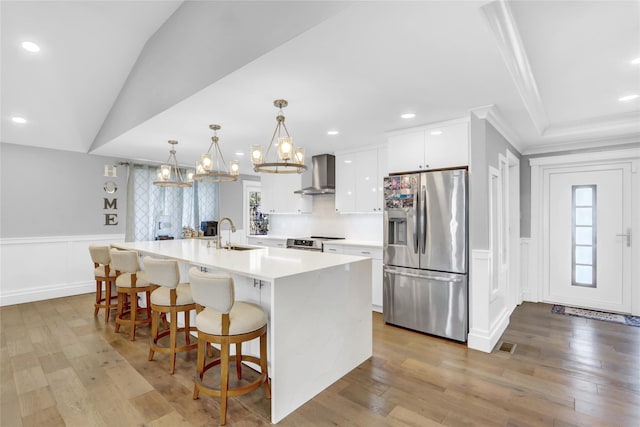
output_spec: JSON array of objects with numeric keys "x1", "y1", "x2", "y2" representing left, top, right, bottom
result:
[
  {"x1": 327, "y1": 130, "x2": 339, "y2": 136},
  {"x1": 21, "y1": 41, "x2": 40, "y2": 53},
  {"x1": 11, "y1": 116, "x2": 27, "y2": 124},
  {"x1": 631, "y1": 57, "x2": 640, "y2": 65},
  {"x1": 618, "y1": 94, "x2": 639, "y2": 102},
  {"x1": 401, "y1": 113, "x2": 416, "y2": 119},
  {"x1": 234, "y1": 151, "x2": 245, "y2": 156},
  {"x1": 344, "y1": 160, "x2": 353, "y2": 164},
  {"x1": 430, "y1": 130, "x2": 443, "y2": 135}
]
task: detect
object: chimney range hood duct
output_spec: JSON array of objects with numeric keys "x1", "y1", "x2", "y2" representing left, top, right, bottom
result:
[{"x1": 294, "y1": 154, "x2": 335, "y2": 195}]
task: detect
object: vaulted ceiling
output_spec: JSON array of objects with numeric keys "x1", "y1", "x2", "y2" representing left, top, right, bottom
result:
[{"x1": 2, "y1": 1, "x2": 639, "y2": 172}]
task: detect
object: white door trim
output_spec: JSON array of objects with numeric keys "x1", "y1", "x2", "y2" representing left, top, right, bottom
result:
[{"x1": 529, "y1": 147, "x2": 640, "y2": 315}]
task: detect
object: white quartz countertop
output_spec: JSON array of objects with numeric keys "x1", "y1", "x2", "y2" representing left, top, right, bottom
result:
[{"x1": 113, "y1": 239, "x2": 366, "y2": 281}]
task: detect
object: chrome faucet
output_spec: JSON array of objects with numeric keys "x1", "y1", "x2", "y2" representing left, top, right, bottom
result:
[{"x1": 216, "y1": 217, "x2": 237, "y2": 249}]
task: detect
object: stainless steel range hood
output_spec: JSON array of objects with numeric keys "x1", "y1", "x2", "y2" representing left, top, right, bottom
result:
[{"x1": 294, "y1": 154, "x2": 335, "y2": 195}]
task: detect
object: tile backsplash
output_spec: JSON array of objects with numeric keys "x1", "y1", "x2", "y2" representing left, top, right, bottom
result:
[{"x1": 268, "y1": 195, "x2": 382, "y2": 241}]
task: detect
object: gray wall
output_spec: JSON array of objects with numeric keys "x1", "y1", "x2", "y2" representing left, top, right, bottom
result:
[
  {"x1": 469, "y1": 116, "x2": 523, "y2": 250},
  {"x1": 218, "y1": 174, "x2": 259, "y2": 229},
  {"x1": 0, "y1": 143, "x2": 127, "y2": 238}
]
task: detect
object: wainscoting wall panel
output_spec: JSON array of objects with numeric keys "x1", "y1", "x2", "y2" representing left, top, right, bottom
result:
[{"x1": 0, "y1": 234, "x2": 124, "y2": 306}]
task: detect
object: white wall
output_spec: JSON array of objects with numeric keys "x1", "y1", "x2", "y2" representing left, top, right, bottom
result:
[{"x1": 268, "y1": 196, "x2": 382, "y2": 241}]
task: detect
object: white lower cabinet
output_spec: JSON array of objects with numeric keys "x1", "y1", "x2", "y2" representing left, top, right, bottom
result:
[
  {"x1": 323, "y1": 243, "x2": 383, "y2": 312},
  {"x1": 247, "y1": 236, "x2": 287, "y2": 248}
]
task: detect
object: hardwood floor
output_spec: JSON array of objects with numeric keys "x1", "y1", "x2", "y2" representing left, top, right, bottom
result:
[{"x1": 1, "y1": 294, "x2": 639, "y2": 426}]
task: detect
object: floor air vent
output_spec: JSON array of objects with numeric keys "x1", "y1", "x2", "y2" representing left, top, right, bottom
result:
[{"x1": 498, "y1": 341, "x2": 516, "y2": 354}]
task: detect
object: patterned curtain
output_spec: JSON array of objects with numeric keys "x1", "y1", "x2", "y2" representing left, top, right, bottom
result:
[{"x1": 126, "y1": 164, "x2": 219, "y2": 241}]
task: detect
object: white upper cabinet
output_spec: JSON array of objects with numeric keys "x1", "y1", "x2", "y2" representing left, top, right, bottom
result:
[
  {"x1": 387, "y1": 119, "x2": 468, "y2": 174},
  {"x1": 260, "y1": 173, "x2": 311, "y2": 214},
  {"x1": 335, "y1": 146, "x2": 386, "y2": 213}
]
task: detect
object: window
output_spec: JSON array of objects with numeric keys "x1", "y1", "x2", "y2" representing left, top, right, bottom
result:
[
  {"x1": 129, "y1": 165, "x2": 219, "y2": 241},
  {"x1": 572, "y1": 185, "x2": 596, "y2": 287}
]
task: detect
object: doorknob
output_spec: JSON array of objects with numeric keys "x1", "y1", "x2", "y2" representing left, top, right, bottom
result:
[{"x1": 616, "y1": 228, "x2": 631, "y2": 247}]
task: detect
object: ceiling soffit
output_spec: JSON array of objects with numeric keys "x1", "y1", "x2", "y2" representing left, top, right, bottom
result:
[
  {"x1": 481, "y1": 0, "x2": 640, "y2": 154},
  {"x1": 90, "y1": 1, "x2": 351, "y2": 152}
]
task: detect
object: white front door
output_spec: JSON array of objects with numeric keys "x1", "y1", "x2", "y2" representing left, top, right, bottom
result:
[{"x1": 544, "y1": 163, "x2": 632, "y2": 313}]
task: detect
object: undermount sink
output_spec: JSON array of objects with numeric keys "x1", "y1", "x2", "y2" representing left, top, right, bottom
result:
[{"x1": 225, "y1": 245, "x2": 258, "y2": 251}]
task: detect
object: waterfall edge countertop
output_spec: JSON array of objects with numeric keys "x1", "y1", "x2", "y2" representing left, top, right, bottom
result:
[{"x1": 113, "y1": 238, "x2": 366, "y2": 281}]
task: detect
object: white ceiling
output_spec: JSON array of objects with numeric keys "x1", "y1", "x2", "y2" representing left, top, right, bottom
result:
[{"x1": 2, "y1": 1, "x2": 639, "y2": 173}]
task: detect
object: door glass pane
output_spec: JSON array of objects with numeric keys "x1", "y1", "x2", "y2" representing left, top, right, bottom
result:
[
  {"x1": 575, "y1": 265, "x2": 593, "y2": 285},
  {"x1": 575, "y1": 207, "x2": 592, "y2": 225},
  {"x1": 575, "y1": 187, "x2": 593, "y2": 206},
  {"x1": 572, "y1": 185, "x2": 596, "y2": 288},
  {"x1": 575, "y1": 246, "x2": 592, "y2": 265},
  {"x1": 575, "y1": 227, "x2": 592, "y2": 245}
]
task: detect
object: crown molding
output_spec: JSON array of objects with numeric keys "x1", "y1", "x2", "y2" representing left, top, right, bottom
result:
[
  {"x1": 523, "y1": 133, "x2": 640, "y2": 156},
  {"x1": 481, "y1": 0, "x2": 548, "y2": 135},
  {"x1": 542, "y1": 111, "x2": 640, "y2": 140},
  {"x1": 470, "y1": 104, "x2": 525, "y2": 153}
]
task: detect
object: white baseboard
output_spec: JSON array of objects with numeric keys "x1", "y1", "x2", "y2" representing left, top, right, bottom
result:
[
  {"x1": 467, "y1": 307, "x2": 510, "y2": 353},
  {"x1": 0, "y1": 234, "x2": 124, "y2": 307},
  {"x1": 0, "y1": 281, "x2": 94, "y2": 306}
]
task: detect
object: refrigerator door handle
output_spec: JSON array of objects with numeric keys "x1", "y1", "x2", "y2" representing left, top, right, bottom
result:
[
  {"x1": 420, "y1": 184, "x2": 427, "y2": 254},
  {"x1": 413, "y1": 188, "x2": 419, "y2": 253},
  {"x1": 384, "y1": 267, "x2": 464, "y2": 282}
]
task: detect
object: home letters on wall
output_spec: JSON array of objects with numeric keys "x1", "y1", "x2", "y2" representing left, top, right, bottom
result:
[{"x1": 103, "y1": 165, "x2": 118, "y2": 226}]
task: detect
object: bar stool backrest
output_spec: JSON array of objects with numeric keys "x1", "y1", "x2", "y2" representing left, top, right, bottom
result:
[
  {"x1": 144, "y1": 257, "x2": 180, "y2": 289},
  {"x1": 188, "y1": 267, "x2": 235, "y2": 314},
  {"x1": 89, "y1": 245, "x2": 111, "y2": 266},
  {"x1": 110, "y1": 249, "x2": 140, "y2": 274}
]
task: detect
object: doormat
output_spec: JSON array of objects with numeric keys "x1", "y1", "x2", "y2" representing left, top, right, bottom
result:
[{"x1": 551, "y1": 305, "x2": 640, "y2": 327}]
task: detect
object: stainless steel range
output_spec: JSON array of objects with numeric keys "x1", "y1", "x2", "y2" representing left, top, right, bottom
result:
[{"x1": 286, "y1": 236, "x2": 344, "y2": 251}]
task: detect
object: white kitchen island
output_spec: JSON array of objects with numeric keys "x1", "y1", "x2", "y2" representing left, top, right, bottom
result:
[{"x1": 112, "y1": 239, "x2": 372, "y2": 423}]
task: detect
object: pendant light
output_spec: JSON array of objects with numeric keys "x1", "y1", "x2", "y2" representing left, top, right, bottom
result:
[
  {"x1": 251, "y1": 99, "x2": 307, "y2": 174},
  {"x1": 153, "y1": 140, "x2": 194, "y2": 188},
  {"x1": 194, "y1": 124, "x2": 239, "y2": 182}
]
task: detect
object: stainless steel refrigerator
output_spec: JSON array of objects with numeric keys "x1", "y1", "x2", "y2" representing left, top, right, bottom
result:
[{"x1": 383, "y1": 169, "x2": 468, "y2": 341}]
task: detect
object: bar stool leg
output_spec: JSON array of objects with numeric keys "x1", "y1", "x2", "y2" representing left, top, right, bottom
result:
[
  {"x1": 94, "y1": 280, "x2": 102, "y2": 317},
  {"x1": 220, "y1": 340, "x2": 230, "y2": 426},
  {"x1": 148, "y1": 308, "x2": 159, "y2": 361},
  {"x1": 235, "y1": 343, "x2": 242, "y2": 380},
  {"x1": 115, "y1": 291, "x2": 123, "y2": 333},
  {"x1": 130, "y1": 291, "x2": 137, "y2": 341},
  {"x1": 169, "y1": 309, "x2": 177, "y2": 374},
  {"x1": 104, "y1": 281, "x2": 112, "y2": 323}
]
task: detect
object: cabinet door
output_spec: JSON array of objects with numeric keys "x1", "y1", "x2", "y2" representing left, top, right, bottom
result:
[
  {"x1": 260, "y1": 174, "x2": 307, "y2": 213},
  {"x1": 335, "y1": 153, "x2": 356, "y2": 213},
  {"x1": 355, "y1": 148, "x2": 379, "y2": 212},
  {"x1": 376, "y1": 146, "x2": 388, "y2": 211},
  {"x1": 342, "y1": 246, "x2": 383, "y2": 311},
  {"x1": 387, "y1": 131, "x2": 425, "y2": 173},
  {"x1": 425, "y1": 122, "x2": 468, "y2": 169},
  {"x1": 259, "y1": 174, "x2": 277, "y2": 213}
]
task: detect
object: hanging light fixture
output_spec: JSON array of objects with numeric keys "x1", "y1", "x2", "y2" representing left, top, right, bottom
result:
[
  {"x1": 194, "y1": 124, "x2": 239, "y2": 182},
  {"x1": 153, "y1": 140, "x2": 194, "y2": 188},
  {"x1": 251, "y1": 99, "x2": 307, "y2": 174}
]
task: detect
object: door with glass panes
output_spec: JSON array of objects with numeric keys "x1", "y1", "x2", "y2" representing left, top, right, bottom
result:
[{"x1": 545, "y1": 163, "x2": 632, "y2": 313}]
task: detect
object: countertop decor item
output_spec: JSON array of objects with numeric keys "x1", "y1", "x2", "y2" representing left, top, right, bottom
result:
[
  {"x1": 153, "y1": 140, "x2": 193, "y2": 188},
  {"x1": 250, "y1": 99, "x2": 307, "y2": 174},
  {"x1": 194, "y1": 124, "x2": 239, "y2": 182}
]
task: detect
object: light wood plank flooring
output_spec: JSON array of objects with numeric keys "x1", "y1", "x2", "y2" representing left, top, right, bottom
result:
[{"x1": 1, "y1": 294, "x2": 639, "y2": 426}]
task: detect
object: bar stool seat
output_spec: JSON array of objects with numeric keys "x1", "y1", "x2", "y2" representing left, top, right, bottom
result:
[
  {"x1": 111, "y1": 249, "x2": 155, "y2": 341},
  {"x1": 89, "y1": 245, "x2": 117, "y2": 323},
  {"x1": 145, "y1": 257, "x2": 198, "y2": 374},
  {"x1": 189, "y1": 267, "x2": 270, "y2": 426}
]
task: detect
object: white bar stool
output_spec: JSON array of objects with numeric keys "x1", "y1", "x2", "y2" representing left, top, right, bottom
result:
[
  {"x1": 110, "y1": 248, "x2": 154, "y2": 341},
  {"x1": 188, "y1": 267, "x2": 271, "y2": 426},
  {"x1": 144, "y1": 256, "x2": 198, "y2": 374},
  {"x1": 88, "y1": 245, "x2": 117, "y2": 323}
]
